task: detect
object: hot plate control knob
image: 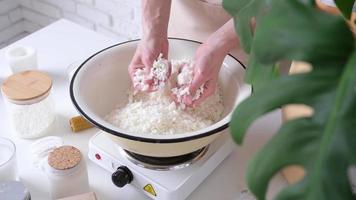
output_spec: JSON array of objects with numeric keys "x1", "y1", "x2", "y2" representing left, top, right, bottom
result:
[{"x1": 112, "y1": 166, "x2": 133, "y2": 188}]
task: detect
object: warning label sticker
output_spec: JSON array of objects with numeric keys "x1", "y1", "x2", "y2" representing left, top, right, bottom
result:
[{"x1": 143, "y1": 184, "x2": 157, "y2": 196}]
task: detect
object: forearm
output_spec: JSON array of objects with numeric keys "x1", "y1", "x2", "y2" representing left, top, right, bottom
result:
[
  {"x1": 206, "y1": 19, "x2": 239, "y2": 55},
  {"x1": 142, "y1": 0, "x2": 171, "y2": 39}
]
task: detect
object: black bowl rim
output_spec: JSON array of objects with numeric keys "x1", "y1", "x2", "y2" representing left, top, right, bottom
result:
[{"x1": 69, "y1": 37, "x2": 246, "y2": 143}]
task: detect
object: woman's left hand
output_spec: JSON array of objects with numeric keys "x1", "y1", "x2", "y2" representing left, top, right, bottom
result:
[
  {"x1": 182, "y1": 19, "x2": 240, "y2": 106},
  {"x1": 182, "y1": 42, "x2": 226, "y2": 106}
]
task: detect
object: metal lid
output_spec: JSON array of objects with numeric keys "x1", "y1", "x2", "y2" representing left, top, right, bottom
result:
[
  {"x1": 1, "y1": 70, "x2": 52, "y2": 104},
  {"x1": 0, "y1": 181, "x2": 31, "y2": 200}
]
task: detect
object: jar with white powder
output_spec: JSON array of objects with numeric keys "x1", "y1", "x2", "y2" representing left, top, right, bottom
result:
[
  {"x1": 1, "y1": 70, "x2": 55, "y2": 139},
  {"x1": 45, "y1": 146, "x2": 90, "y2": 199}
]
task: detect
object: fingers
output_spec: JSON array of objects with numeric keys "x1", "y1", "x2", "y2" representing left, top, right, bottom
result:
[
  {"x1": 182, "y1": 79, "x2": 217, "y2": 107},
  {"x1": 129, "y1": 45, "x2": 157, "y2": 76},
  {"x1": 128, "y1": 53, "x2": 143, "y2": 80},
  {"x1": 144, "y1": 79, "x2": 156, "y2": 92},
  {"x1": 142, "y1": 54, "x2": 154, "y2": 71},
  {"x1": 182, "y1": 94, "x2": 194, "y2": 106},
  {"x1": 129, "y1": 47, "x2": 157, "y2": 91},
  {"x1": 192, "y1": 79, "x2": 217, "y2": 107},
  {"x1": 161, "y1": 39, "x2": 169, "y2": 59},
  {"x1": 129, "y1": 38, "x2": 170, "y2": 92},
  {"x1": 188, "y1": 67, "x2": 206, "y2": 96},
  {"x1": 170, "y1": 92, "x2": 178, "y2": 104}
]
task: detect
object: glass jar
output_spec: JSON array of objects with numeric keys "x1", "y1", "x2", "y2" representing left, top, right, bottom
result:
[
  {"x1": 1, "y1": 70, "x2": 55, "y2": 139},
  {"x1": 30, "y1": 136, "x2": 63, "y2": 170},
  {"x1": 45, "y1": 146, "x2": 90, "y2": 199},
  {"x1": 0, "y1": 137, "x2": 17, "y2": 181}
]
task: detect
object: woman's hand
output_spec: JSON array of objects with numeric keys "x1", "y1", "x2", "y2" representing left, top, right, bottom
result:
[
  {"x1": 182, "y1": 43, "x2": 226, "y2": 106},
  {"x1": 128, "y1": 0, "x2": 171, "y2": 91},
  {"x1": 128, "y1": 37, "x2": 168, "y2": 91},
  {"x1": 183, "y1": 19, "x2": 240, "y2": 106}
]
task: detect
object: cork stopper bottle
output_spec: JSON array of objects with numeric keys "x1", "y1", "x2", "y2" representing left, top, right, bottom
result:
[{"x1": 45, "y1": 146, "x2": 90, "y2": 199}]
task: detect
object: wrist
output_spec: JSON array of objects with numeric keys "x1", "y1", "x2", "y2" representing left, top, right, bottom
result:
[
  {"x1": 139, "y1": 34, "x2": 169, "y2": 57},
  {"x1": 143, "y1": 29, "x2": 167, "y2": 41},
  {"x1": 205, "y1": 19, "x2": 239, "y2": 55},
  {"x1": 142, "y1": 0, "x2": 171, "y2": 41},
  {"x1": 142, "y1": 34, "x2": 168, "y2": 47},
  {"x1": 204, "y1": 36, "x2": 233, "y2": 59}
]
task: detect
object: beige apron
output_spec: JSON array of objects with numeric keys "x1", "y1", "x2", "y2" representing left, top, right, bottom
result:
[{"x1": 168, "y1": 0, "x2": 248, "y2": 64}]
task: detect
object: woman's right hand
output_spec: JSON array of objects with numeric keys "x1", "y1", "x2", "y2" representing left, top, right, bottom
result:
[
  {"x1": 129, "y1": 0, "x2": 171, "y2": 91},
  {"x1": 128, "y1": 37, "x2": 169, "y2": 91}
]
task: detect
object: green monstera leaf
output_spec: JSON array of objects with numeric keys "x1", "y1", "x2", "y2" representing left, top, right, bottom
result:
[
  {"x1": 223, "y1": 0, "x2": 283, "y2": 90},
  {"x1": 334, "y1": 0, "x2": 355, "y2": 19},
  {"x1": 223, "y1": 0, "x2": 356, "y2": 199}
]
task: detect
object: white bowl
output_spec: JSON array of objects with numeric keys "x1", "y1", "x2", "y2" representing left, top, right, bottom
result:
[{"x1": 70, "y1": 38, "x2": 251, "y2": 157}]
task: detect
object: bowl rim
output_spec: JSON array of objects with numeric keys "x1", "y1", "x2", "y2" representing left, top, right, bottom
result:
[{"x1": 70, "y1": 37, "x2": 247, "y2": 143}]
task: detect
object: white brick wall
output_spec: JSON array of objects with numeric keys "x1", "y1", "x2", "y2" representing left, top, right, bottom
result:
[
  {"x1": 77, "y1": 4, "x2": 111, "y2": 26},
  {"x1": 0, "y1": 0, "x2": 19, "y2": 14},
  {"x1": 0, "y1": 0, "x2": 24, "y2": 46},
  {"x1": 9, "y1": 8, "x2": 22, "y2": 23},
  {"x1": 0, "y1": 0, "x2": 141, "y2": 47},
  {"x1": 0, "y1": 21, "x2": 24, "y2": 45}
]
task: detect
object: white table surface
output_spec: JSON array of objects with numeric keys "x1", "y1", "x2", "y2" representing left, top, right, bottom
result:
[{"x1": 0, "y1": 19, "x2": 287, "y2": 200}]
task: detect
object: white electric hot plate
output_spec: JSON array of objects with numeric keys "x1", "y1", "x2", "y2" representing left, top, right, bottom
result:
[{"x1": 88, "y1": 131, "x2": 236, "y2": 200}]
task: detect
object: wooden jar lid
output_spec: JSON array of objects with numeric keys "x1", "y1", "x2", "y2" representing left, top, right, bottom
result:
[
  {"x1": 48, "y1": 146, "x2": 82, "y2": 170},
  {"x1": 1, "y1": 70, "x2": 52, "y2": 104}
]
